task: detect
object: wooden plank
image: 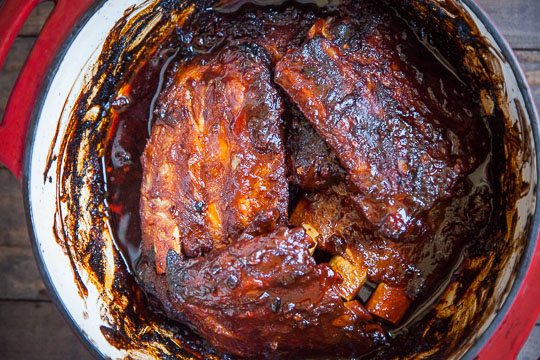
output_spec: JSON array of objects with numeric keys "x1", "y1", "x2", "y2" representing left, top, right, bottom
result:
[
  {"x1": 18, "y1": 2, "x2": 55, "y2": 37},
  {"x1": 0, "y1": 301, "x2": 94, "y2": 360},
  {"x1": 517, "y1": 325, "x2": 540, "y2": 360},
  {"x1": 0, "y1": 169, "x2": 30, "y2": 248},
  {"x1": 0, "y1": 246, "x2": 49, "y2": 301},
  {"x1": 527, "y1": 70, "x2": 540, "y2": 87},
  {"x1": 515, "y1": 50, "x2": 540, "y2": 88},
  {"x1": 530, "y1": 87, "x2": 540, "y2": 113},
  {"x1": 475, "y1": 0, "x2": 540, "y2": 50},
  {"x1": 0, "y1": 38, "x2": 35, "y2": 119},
  {"x1": 0, "y1": 1, "x2": 53, "y2": 120},
  {"x1": 516, "y1": 50, "x2": 540, "y2": 66},
  {"x1": 515, "y1": 50, "x2": 540, "y2": 112}
]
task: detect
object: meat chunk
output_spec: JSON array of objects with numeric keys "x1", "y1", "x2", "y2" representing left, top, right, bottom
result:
[
  {"x1": 289, "y1": 181, "x2": 490, "y2": 296},
  {"x1": 186, "y1": 5, "x2": 319, "y2": 64},
  {"x1": 289, "y1": 183, "x2": 416, "y2": 288},
  {"x1": 275, "y1": 15, "x2": 489, "y2": 239},
  {"x1": 329, "y1": 251, "x2": 367, "y2": 301},
  {"x1": 138, "y1": 43, "x2": 386, "y2": 359},
  {"x1": 252, "y1": 9, "x2": 317, "y2": 63},
  {"x1": 162, "y1": 226, "x2": 385, "y2": 358},
  {"x1": 140, "y1": 44, "x2": 288, "y2": 273},
  {"x1": 225, "y1": 5, "x2": 319, "y2": 63},
  {"x1": 285, "y1": 103, "x2": 345, "y2": 190},
  {"x1": 289, "y1": 183, "x2": 423, "y2": 289},
  {"x1": 289, "y1": 183, "x2": 364, "y2": 255},
  {"x1": 366, "y1": 283, "x2": 412, "y2": 324}
]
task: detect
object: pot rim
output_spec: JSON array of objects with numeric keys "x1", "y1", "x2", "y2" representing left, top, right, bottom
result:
[
  {"x1": 23, "y1": 3, "x2": 111, "y2": 360},
  {"x1": 457, "y1": 0, "x2": 540, "y2": 358},
  {"x1": 21, "y1": 1, "x2": 540, "y2": 359}
]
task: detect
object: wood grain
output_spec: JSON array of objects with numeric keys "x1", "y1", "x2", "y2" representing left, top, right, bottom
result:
[
  {"x1": 0, "y1": 301, "x2": 94, "y2": 360},
  {"x1": 530, "y1": 87, "x2": 540, "y2": 113},
  {"x1": 18, "y1": 2, "x2": 55, "y2": 37},
  {"x1": 475, "y1": 0, "x2": 540, "y2": 50},
  {"x1": 0, "y1": 246, "x2": 49, "y2": 301},
  {"x1": 516, "y1": 50, "x2": 540, "y2": 86},
  {"x1": 517, "y1": 326, "x2": 540, "y2": 360},
  {"x1": 0, "y1": 169, "x2": 30, "y2": 248}
]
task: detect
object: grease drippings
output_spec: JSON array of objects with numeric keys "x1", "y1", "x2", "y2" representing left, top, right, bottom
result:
[{"x1": 106, "y1": 47, "x2": 180, "y2": 271}]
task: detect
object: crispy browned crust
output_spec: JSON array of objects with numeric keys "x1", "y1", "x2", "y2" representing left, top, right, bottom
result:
[
  {"x1": 275, "y1": 15, "x2": 489, "y2": 239},
  {"x1": 285, "y1": 102, "x2": 346, "y2": 190},
  {"x1": 163, "y1": 226, "x2": 384, "y2": 358},
  {"x1": 140, "y1": 44, "x2": 288, "y2": 273},
  {"x1": 290, "y1": 181, "x2": 492, "y2": 296}
]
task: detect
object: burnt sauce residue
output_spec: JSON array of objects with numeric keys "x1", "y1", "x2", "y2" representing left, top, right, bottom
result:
[{"x1": 104, "y1": 0, "x2": 500, "y2": 358}]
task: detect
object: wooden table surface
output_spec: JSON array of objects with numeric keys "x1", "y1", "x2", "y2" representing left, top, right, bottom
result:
[{"x1": 0, "y1": 1, "x2": 539, "y2": 359}]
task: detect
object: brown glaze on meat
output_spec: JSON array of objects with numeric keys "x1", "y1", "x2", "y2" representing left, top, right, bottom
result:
[
  {"x1": 140, "y1": 44, "x2": 287, "y2": 273},
  {"x1": 275, "y1": 13, "x2": 490, "y2": 239},
  {"x1": 183, "y1": 4, "x2": 319, "y2": 63},
  {"x1": 290, "y1": 179, "x2": 492, "y2": 298},
  {"x1": 242, "y1": 7, "x2": 318, "y2": 64},
  {"x1": 158, "y1": 224, "x2": 385, "y2": 358},
  {"x1": 290, "y1": 183, "x2": 363, "y2": 255},
  {"x1": 285, "y1": 102, "x2": 346, "y2": 190}
]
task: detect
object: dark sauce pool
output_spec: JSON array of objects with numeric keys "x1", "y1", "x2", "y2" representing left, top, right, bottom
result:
[
  {"x1": 106, "y1": 47, "x2": 172, "y2": 271},
  {"x1": 105, "y1": 0, "x2": 496, "y2": 356}
]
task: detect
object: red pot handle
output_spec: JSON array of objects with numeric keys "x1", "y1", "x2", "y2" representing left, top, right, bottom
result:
[
  {"x1": 0, "y1": 0, "x2": 94, "y2": 181},
  {"x1": 476, "y1": 235, "x2": 540, "y2": 359}
]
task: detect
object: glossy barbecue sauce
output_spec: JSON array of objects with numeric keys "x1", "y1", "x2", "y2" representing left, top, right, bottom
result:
[{"x1": 105, "y1": 0, "x2": 494, "y2": 357}]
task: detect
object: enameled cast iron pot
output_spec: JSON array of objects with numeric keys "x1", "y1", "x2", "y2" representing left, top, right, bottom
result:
[{"x1": 0, "y1": 0, "x2": 539, "y2": 359}]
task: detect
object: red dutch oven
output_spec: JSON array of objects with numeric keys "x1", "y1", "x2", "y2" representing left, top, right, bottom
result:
[{"x1": 0, "y1": 0, "x2": 539, "y2": 359}]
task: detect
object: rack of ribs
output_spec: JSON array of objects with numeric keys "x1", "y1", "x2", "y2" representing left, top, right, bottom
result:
[
  {"x1": 140, "y1": 44, "x2": 288, "y2": 273},
  {"x1": 275, "y1": 15, "x2": 489, "y2": 240}
]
